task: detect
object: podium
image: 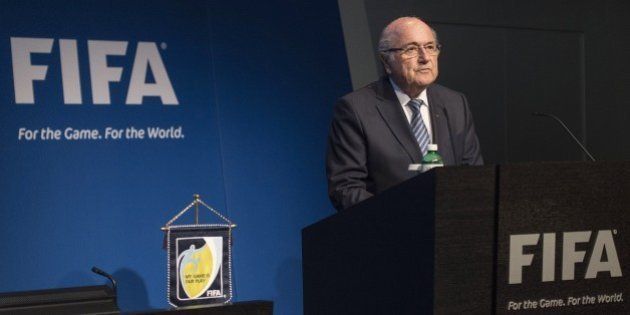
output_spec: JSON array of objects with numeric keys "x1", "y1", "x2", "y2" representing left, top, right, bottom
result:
[{"x1": 302, "y1": 162, "x2": 629, "y2": 314}]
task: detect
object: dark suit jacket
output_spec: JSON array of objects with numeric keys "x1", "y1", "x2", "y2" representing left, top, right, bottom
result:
[{"x1": 326, "y1": 76, "x2": 483, "y2": 211}]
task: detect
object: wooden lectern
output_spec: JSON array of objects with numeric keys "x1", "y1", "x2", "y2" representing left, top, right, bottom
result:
[{"x1": 302, "y1": 162, "x2": 629, "y2": 314}]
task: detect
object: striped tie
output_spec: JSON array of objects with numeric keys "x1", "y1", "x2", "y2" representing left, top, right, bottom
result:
[{"x1": 408, "y1": 99, "x2": 430, "y2": 156}]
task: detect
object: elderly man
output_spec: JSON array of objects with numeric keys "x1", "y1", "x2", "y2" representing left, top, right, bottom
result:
[{"x1": 326, "y1": 17, "x2": 483, "y2": 211}]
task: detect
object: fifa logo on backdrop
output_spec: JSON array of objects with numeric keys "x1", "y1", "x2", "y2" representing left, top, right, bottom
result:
[
  {"x1": 10, "y1": 37, "x2": 178, "y2": 105},
  {"x1": 508, "y1": 230, "x2": 623, "y2": 284}
]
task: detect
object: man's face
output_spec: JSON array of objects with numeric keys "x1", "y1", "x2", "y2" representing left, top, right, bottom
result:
[{"x1": 384, "y1": 21, "x2": 439, "y2": 95}]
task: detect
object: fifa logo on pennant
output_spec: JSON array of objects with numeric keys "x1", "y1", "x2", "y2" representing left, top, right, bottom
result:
[{"x1": 176, "y1": 237, "x2": 224, "y2": 300}]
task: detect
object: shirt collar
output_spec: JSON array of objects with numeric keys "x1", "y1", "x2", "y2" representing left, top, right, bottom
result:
[{"x1": 389, "y1": 78, "x2": 429, "y2": 107}]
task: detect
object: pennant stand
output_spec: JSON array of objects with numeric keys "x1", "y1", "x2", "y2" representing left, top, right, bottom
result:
[{"x1": 162, "y1": 194, "x2": 236, "y2": 308}]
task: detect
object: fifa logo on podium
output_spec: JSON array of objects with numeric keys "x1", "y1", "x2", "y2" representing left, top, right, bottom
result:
[{"x1": 508, "y1": 230, "x2": 623, "y2": 284}]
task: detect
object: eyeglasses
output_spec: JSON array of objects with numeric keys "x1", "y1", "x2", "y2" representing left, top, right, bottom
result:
[{"x1": 382, "y1": 43, "x2": 442, "y2": 58}]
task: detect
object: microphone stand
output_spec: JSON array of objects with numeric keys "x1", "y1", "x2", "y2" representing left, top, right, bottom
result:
[{"x1": 532, "y1": 112, "x2": 596, "y2": 162}]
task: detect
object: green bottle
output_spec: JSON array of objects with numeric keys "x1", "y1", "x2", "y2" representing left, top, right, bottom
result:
[{"x1": 421, "y1": 144, "x2": 444, "y2": 172}]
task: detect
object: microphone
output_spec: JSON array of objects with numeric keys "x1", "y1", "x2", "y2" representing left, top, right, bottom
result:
[
  {"x1": 531, "y1": 112, "x2": 596, "y2": 162},
  {"x1": 92, "y1": 266, "x2": 117, "y2": 294}
]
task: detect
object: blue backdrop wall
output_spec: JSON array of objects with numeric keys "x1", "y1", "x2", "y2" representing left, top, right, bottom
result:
[{"x1": 0, "y1": 0, "x2": 350, "y2": 314}]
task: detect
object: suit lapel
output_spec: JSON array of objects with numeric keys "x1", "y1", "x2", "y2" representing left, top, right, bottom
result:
[
  {"x1": 374, "y1": 77, "x2": 423, "y2": 163},
  {"x1": 427, "y1": 86, "x2": 455, "y2": 165}
]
